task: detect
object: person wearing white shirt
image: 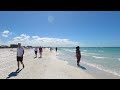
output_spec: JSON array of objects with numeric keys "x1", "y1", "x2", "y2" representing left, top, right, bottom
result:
[{"x1": 16, "y1": 43, "x2": 25, "y2": 71}]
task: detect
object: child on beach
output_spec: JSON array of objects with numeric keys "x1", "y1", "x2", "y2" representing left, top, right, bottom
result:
[
  {"x1": 39, "y1": 46, "x2": 43, "y2": 58},
  {"x1": 76, "y1": 46, "x2": 81, "y2": 66},
  {"x1": 16, "y1": 43, "x2": 25, "y2": 71}
]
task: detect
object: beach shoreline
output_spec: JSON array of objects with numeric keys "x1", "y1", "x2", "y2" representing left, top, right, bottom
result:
[{"x1": 0, "y1": 48, "x2": 120, "y2": 79}]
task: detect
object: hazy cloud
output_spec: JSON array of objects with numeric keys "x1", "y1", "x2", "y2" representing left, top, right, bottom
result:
[
  {"x1": 8, "y1": 34, "x2": 79, "y2": 47},
  {"x1": 2, "y1": 30, "x2": 12, "y2": 37}
]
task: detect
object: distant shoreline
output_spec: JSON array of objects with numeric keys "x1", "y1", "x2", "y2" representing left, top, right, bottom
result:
[{"x1": 0, "y1": 47, "x2": 120, "y2": 49}]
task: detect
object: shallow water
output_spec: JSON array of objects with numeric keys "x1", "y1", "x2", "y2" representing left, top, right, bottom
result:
[{"x1": 57, "y1": 47, "x2": 120, "y2": 77}]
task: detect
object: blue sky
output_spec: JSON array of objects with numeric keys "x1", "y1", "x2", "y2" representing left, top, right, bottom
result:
[{"x1": 0, "y1": 11, "x2": 120, "y2": 47}]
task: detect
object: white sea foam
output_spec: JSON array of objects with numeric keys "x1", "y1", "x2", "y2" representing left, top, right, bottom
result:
[
  {"x1": 118, "y1": 58, "x2": 120, "y2": 61},
  {"x1": 81, "y1": 61, "x2": 120, "y2": 77},
  {"x1": 92, "y1": 56, "x2": 107, "y2": 59},
  {"x1": 82, "y1": 54, "x2": 90, "y2": 56},
  {"x1": 81, "y1": 52, "x2": 99, "y2": 56},
  {"x1": 81, "y1": 52, "x2": 90, "y2": 56},
  {"x1": 83, "y1": 50, "x2": 87, "y2": 52},
  {"x1": 87, "y1": 53, "x2": 99, "y2": 55}
]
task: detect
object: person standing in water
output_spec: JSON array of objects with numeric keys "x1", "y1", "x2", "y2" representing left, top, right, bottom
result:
[
  {"x1": 39, "y1": 46, "x2": 43, "y2": 58},
  {"x1": 34, "y1": 47, "x2": 38, "y2": 58},
  {"x1": 16, "y1": 43, "x2": 25, "y2": 71},
  {"x1": 55, "y1": 47, "x2": 57, "y2": 52},
  {"x1": 76, "y1": 46, "x2": 81, "y2": 66}
]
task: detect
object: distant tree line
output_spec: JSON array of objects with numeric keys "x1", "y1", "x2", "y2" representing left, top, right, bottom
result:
[{"x1": 0, "y1": 44, "x2": 33, "y2": 48}]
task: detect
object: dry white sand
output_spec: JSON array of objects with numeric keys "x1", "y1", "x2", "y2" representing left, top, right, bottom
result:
[{"x1": 0, "y1": 48, "x2": 95, "y2": 79}]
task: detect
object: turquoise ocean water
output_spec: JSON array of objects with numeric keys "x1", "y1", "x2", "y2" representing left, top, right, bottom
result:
[{"x1": 57, "y1": 47, "x2": 120, "y2": 77}]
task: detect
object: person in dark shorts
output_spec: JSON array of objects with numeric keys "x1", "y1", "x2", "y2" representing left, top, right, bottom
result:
[
  {"x1": 17, "y1": 43, "x2": 25, "y2": 71},
  {"x1": 39, "y1": 46, "x2": 43, "y2": 58},
  {"x1": 76, "y1": 46, "x2": 81, "y2": 66},
  {"x1": 34, "y1": 47, "x2": 38, "y2": 58}
]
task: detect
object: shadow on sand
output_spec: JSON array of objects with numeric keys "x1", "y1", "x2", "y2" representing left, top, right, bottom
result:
[
  {"x1": 57, "y1": 54, "x2": 87, "y2": 70},
  {"x1": 6, "y1": 69, "x2": 23, "y2": 79},
  {"x1": 78, "y1": 65, "x2": 87, "y2": 70},
  {"x1": 34, "y1": 57, "x2": 37, "y2": 59}
]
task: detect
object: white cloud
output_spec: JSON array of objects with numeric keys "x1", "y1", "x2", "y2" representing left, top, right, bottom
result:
[
  {"x1": 9, "y1": 34, "x2": 30, "y2": 45},
  {"x1": 32, "y1": 36, "x2": 40, "y2": 39},
  {"x1": 48, "y1": 16, "x2": 54, "y2": 24},
  {"x1": 2, "y1": 30, "x2": 12, "y2": 37},
  {"x1": 8, "y1": 34, "x2": 79, "y2": 47}
]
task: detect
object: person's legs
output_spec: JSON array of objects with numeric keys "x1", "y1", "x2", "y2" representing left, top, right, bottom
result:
[
  {"x1": 35, "y1": 52, "x2": 36, "y2": 57},
  {"x1": 17, "y1": 61, "x2": 20, "y2": 70},
  {"x1": 40, "y1": 52, "x2": 42, "y2": 58},
  {"x1": 77, "y1": 57, "x2": 80, "y2": 66},
  {"x1": 17, "y1": 57, "x2": 20, "y2": 70},
  {"x1": 20, "y1": 57, "x2": 24, "y2": 68},
  {"x1": 40, "y1": 52, "x2": 41, "y2": 57},
  {"x1": 20, "y1": 61, "x2": 24, "y2": 68},
  {"x1": 36, "y1": 51, "x2": 37, "y2": 57},
  {"x1": 35, "y1": 51, "x2": 37, "y2": 57},
  {"x1": 77, "y1": 60, "x2": 79, "y2": 66}
]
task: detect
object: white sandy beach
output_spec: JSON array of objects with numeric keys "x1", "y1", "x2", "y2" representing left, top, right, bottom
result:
[{"x1": 0, "y1": 48, "x2": 95, "y2": 79}]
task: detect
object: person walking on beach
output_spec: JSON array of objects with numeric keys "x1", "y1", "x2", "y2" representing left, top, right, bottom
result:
[
  {"x1": 76, "y1": 46, "x2": 81, "y2": 66},
  {"x1": 39, "y1": 46, "x2": 43, "y2": 58},
  {"x1": 55, "y1": 47, "x2": 57, "y2": 52},
  {"x1": 34, "y1": 47, "x2": 38, "y2": 58},
  {"x1": 16, "y1": 43, "x2": 25, "y2": 71},
  {"x1": 50, "y1": 47, "x2": 52, "y2": 52}
]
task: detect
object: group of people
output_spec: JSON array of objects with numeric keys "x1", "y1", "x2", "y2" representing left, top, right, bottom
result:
[
  {"x1": 16, "y1": 43, "x2": 81, "y2": 71},
  {"x1": 34, "y1": 46, "x2": 43, "y2": 58},
  {"x1": 49, "y1": 47, "x2": 57, "y2": 52}
]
